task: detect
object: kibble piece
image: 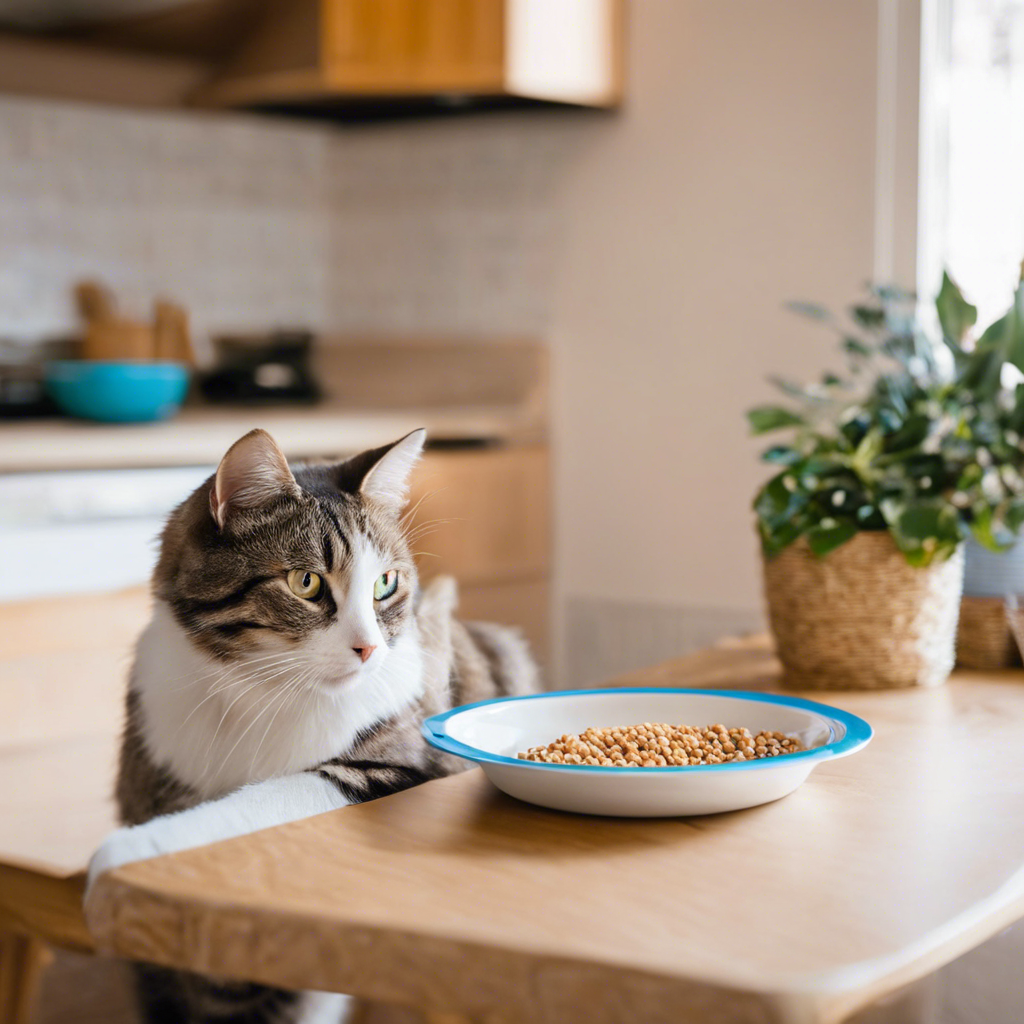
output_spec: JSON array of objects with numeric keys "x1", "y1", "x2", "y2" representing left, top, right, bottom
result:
[{"x1": 518, "y1": 722, "x2": 804, "y2": 767}]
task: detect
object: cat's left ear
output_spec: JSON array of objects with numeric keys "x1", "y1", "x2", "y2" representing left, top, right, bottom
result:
[
  {"x1": 210, "y1": 429, "x2": 298, "y2": 528},
  {"x1": 344, "y1": 429, "x2": 425, "y2": 511}
]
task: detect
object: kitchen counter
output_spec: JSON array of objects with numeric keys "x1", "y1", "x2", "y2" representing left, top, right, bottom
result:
[{"x1": 0, "y1": 403, "x2": 542, "y2": 473}]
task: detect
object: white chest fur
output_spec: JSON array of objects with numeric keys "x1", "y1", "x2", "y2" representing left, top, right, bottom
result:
[{"x1": 134, "y1": 601, "x2": 425, "y2": 801}]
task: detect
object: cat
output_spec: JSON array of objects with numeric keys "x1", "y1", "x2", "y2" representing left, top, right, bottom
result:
[{"x1": 86, "y1": 427, "x2": 539, "y2": 1024}]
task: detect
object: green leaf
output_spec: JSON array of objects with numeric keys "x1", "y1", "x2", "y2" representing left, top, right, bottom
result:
[
  {"x1": 974, "y1": 279, "x2": 1024, "y2": 377},
  {"x1": 1006, "y1": 500, "x2": 1024, "y2": 535},
  {"x1": 882, "y1": 499, "x2": 963, "y2": 566},
  {"x1": 759, "y1": 517, "x2": 806, "y2": 557},
  {"x1": 935, "y1": 271, "x2": 977, "y2": 348},
  {"x1": 857, "y1": 504, "x2": 885, "y2": 527},
  {"x1": 747, "y1": 406, "x2": 805, "y2": 434},
  {"x1": 1011, "y1": 280, "x2": 1024, "y2": 373},
  {"x1": 767, "y1": 376, "x2": 812, "y2": 400},
  {"x1": 761, "y1": 445, "x2": 802, "y2": 465},
  {"x1": 754, "y1": 472, "x2": 808, "y2": 526},
  {"x1": 956, "y1": 463, "x2": 984, "y2": 493},
  {"x1": 1008, "y1": 384, "x2": 1024, "y2": 434},
  {"x1": 806, "y1": 519, "x2": 858, "y2": 557},
  {"x1": 785, "y1": 301, "x2": 834, "y2": 322},
  {"x1": 850, "y1": 427, "x2": 884, "y2": 483},
  {"x1": 969, "y1": 506, "x2": 1016, "y2": 552},
  {"x1": 959, "y1": 347, "x2": 1004, "y2": 398},
  {"x1": 843, "y1": 337, "x2": 872, "y2": 358},
  {"x1": 851, "y1": 304, "x2": 886, "y2": 330},
  {"x1": 885, "y1": 414, "x2": 931, "y2": 452}
]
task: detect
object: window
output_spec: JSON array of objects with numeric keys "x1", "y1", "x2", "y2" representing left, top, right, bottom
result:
[{"x1": 920, "y1": 0, "x2": 1024, "y2": 325}]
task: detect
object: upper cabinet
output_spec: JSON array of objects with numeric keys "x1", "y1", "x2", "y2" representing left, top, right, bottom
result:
[
  {"x1": 0, "y1": 0, "x2": 623, "y2": 117},
  {"x1": 197, "y1": 0, "x2": 623, "y2": 111}
]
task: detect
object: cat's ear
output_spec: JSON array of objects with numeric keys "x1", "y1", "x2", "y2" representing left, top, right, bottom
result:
[
  {"x1": 336, "y1": 429, "x2": 425, "y2": 510},
  {"x1": 209, "y1": 429, "x2": 298, "y2": 528}
]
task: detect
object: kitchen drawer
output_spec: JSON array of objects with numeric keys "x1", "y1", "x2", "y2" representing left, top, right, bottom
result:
[{"x1": 408, "y1": 444, "x2": 548, "y2": 586}]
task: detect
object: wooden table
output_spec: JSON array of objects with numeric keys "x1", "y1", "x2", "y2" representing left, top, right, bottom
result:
[
  {"x1": 78, "y1": 643, "x2": 1024, "y2": 1024},
  {"x1": 0, "y1": 589, "x2": 147, "y2": 1023}
]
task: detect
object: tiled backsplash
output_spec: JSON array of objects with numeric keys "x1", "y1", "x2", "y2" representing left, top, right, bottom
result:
[
  {"x1": 0, "y1": 98, "x2": 332, "y2": 347},
  {"x1": 0, "y1": 96, "x2": 590, "y2": 350},
  {"x1": 325, "y1": 114, "x2": 585, "y2": 335}
]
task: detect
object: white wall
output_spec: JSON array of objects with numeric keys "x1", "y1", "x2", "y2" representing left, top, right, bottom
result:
[{"x1": 549, "y1": 0, "x2": 884, "y2": 683}]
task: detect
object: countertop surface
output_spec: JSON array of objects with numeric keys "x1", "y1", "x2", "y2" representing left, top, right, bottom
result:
[{"x1": 0, "y1": 403, "x2": 542, "y2": 472}]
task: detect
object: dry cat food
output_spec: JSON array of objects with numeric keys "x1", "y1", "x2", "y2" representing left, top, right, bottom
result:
[{"x1": 518, "y1": 723, "x2": 804, "y2": 767}]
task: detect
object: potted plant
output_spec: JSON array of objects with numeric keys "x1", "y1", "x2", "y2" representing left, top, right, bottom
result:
[
  {"x1": 937, "y1": 272, "x2": 1024, "y2": 667},
  {"x1": 749, "y1": 274, "x2": 1024, "y2": 689}
]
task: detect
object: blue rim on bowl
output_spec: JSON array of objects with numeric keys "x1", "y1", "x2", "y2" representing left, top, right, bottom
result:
[{"x1": 422, "y1": 687, "x2": 873, "y2": 773}]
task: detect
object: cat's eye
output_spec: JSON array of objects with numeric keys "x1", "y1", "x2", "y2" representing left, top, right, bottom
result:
[
  {"x1": 287, "y1": 569, "x2": 322, "y2": 600},
  {"x1": 374, "y1": 570, "x2": 399, "y2": 601}
]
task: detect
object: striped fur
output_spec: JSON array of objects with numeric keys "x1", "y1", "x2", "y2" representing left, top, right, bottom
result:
[{"x1": 115, "y1": 430, "x2": 538, "y2": 1024}]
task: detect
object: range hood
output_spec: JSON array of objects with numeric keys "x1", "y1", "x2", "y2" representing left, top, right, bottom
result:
[{"x1": 192, "y1": 0, "x2": 622, "y2": 112}]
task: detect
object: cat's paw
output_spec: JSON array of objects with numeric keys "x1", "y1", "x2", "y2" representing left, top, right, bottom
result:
[{"x1": 86, "y1": 822, "x2": 169, "y2": 895}]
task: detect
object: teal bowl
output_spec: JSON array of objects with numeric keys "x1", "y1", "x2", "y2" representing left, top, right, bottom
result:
[{"x1": 45, "y1": 361, "x2": 189, "y2": 423}]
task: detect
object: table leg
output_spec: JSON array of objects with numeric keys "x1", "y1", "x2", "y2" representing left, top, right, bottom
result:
[{"x1": 0, "y1": 931, "x2": 52, "y2": 1024}]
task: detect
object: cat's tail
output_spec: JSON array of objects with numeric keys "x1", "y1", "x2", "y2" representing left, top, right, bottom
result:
[{"x1": 461, "y1": 618, "x2": 541, "y2": 699}]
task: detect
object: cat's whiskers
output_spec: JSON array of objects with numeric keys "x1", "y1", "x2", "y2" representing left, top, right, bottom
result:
[
  {"x1": 399, "y1": 488, "x2": 441, "y2": 528},
  {"x1": 175, "y1": 654, "x2": 305, "y2": 726},
  {"x1": 404, "y1": 518, "x2": 460, "y2": 544},
  {"x1": 246, "y1": 665, "x2": 324, "y2": 774},
  {"x1": 199, "y1": 659, "x2": 315, "y2": 766},
  {"x1": 214, "y1": 669, "x2": 315, "y2": 780},
  {"x1": 163, "y1": 649, "x2": 304, "y2": 693}
]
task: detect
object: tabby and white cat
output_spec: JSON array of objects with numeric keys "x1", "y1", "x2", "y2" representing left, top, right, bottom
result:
[{"x1": 87, "y1": 427, "x2": 538, "y2": 1024}]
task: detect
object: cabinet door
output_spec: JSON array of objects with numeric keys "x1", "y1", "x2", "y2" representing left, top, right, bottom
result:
[
  {"x1": 321, "y1": 0, "x2": 505, "y2": 92},
  {"x1": 407, "y1": 444, "x2": 549, "y2": 657},
  {"x1": 408, "y1": 444, "x2": 548, "y2": 584}
]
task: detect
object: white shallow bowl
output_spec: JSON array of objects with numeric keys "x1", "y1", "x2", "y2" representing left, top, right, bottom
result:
[{"x1": 423, "y1": 688, "x2": 872, "y2": 817}]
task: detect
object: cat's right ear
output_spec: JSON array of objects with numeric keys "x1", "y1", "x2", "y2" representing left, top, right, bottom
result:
[{"x1": 209, "y1": 429, "x2": 298, "y2": 528}]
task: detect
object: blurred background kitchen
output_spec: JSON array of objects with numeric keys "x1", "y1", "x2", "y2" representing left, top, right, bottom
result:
[
  {"x1": 4, "y1": 0, "x2": 1023, "y2": 685},
  {"x1": 1, "y1": 0, "x2": 1024, "y2": 1021}
]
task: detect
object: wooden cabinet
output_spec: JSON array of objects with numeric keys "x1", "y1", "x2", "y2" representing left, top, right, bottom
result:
[
  {"x1": 409, "y1": 444, "x2": 550, "y2": 663},
  {"x1": 0, "y1": 0, "x2": 621, "y2": 116},
  {"x1": 194, "y1": 0, "x2": 622, "y2": 109},
  {"x1": 320, "y1": 0, "x2": 507, "y2": 93}
]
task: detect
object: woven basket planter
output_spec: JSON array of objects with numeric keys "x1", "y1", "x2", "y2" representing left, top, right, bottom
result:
[
  {"x1": 957, "y1": 597, "x2": 1022, "y2": 670},
  {"x1": 956, "y1": 539, "x2": 1024, "y2": 669},
  {"x1": 763, "y1": 532, "x2": 965, "y2": 690}
]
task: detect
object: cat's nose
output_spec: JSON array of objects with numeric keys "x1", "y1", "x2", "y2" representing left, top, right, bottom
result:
[{"x1": 353, "y1": 645, "x2": 377, "y2": 663}]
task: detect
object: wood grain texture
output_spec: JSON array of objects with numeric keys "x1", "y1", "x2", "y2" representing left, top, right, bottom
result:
[
  {"x1": 0, "y1": 931, "x2": 52, "y2": 1024},
  {"x1": 0, "y1": 586, "x2": 147, "y2": 758},
  {"x1": 0, "y1": 31, "x2": 206, "y2": 109},
  {"x1": 193, "y1": 0, "x2": 621, "y2": 107},
  {"x1": 85, "y1": 649, "x2": 1024, "y2": 1024},
  {"x1": 410, "y1": 446, "x2": 549, "y2": 586},
  {"x1": 0, "y1": 869, "x2": 91, "y2": 952}
]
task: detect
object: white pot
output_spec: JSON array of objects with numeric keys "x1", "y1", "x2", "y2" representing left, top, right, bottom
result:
[{"x1": 963, "y1": 537, "x2": 1024, "y2": 598}]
